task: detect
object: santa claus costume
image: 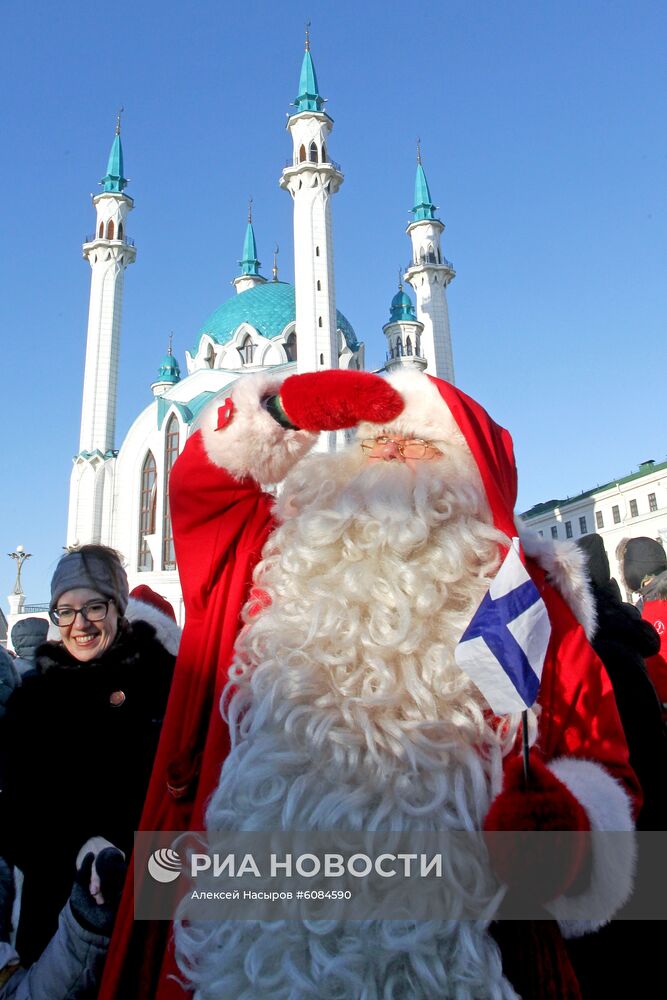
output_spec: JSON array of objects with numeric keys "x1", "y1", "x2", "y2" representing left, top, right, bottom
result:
[{"x1": 101, "y1": 370, "x2": 639, "y2": 1000}]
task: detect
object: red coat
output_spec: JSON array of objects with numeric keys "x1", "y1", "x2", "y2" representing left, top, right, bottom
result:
[
  {"x1": 642, "y1": 598, "x2": 667, "y2": 715},
  {"x1": 99, "y1": 374, "x2": 639, "y2": 997}
]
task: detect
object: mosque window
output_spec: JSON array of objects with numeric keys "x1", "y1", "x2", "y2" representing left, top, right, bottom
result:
[
  {"x1": 98, "y1": 221, "x2": 104, "y2": 238},
  {"x1": 204, "y1": 344, "x2": 215, "y2": 369},
  {"x1": 299, "y1": 144, "x2": 306, "y2": 163},
  {"x1": 320, "y1": 354, "x2": 324, "y2": 365},
  {"x1": 321, "y1": 142, "x2": 328, "y2": 163},
  {"x1": 405, "y1": 336, "x2": 413, "y2": 355},
  {"x1": 317, "y1": 280, "x2": 321, "y2": 291},
  {"x1": 285, "y1": 331, "x2": 297, "y2": 362},
  {"x1": 118, "y1": 222, "x2": 124, "y2": 240},
  {"x1": 242, "y1": 335, "x2": 255, "y2": 365},
  {"x1": 318, "y1": 317, "x2": 322, "y2": 328},
  {"x1": 162, "y1": 416, "x2": 179, "y2": 571},
  {"x1": 395, "y1": 337, "x2": 403, "y2": 357},
  {"x1": 415, "y1": 334, "x2": 421, "y2": 355},
  {"x1": 426, "y1": 243, "x2": 436, "y2": 263},
  {"x1": 309, "y1": 141, "x2": 318, "y2": 163},
  {"x1": 138, "y1": 451, "x2": 157, "y2": 572},
  {"x1": 107, "y1": 220, "x2": 115, "y2": 240},
  {"x1": 316, "y1": 246, "x2": 320, "y2": 256}
]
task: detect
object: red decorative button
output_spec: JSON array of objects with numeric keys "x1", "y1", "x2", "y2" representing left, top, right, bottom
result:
[
  {"x1": 109, "y1": 690, "x2": 126, "y2": 707},
  {"x1": 216, "y1": 397, "x2": 235, "y2": 430}
]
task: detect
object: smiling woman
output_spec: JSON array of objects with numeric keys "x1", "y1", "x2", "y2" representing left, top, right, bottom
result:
[{"x1": 0, "y1": 545, "x2": 180, "y2": 969}]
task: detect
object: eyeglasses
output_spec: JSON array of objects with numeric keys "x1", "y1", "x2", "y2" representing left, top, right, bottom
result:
[
  {"x1": 50, "y1": 599, "x2": 114, "y2": 627},
  {"x1": 360, "y1": 437, "x2": 443, "y2": 459}
]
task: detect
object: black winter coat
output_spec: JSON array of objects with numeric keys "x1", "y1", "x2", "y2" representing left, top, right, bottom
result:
[{"x1": 0, "y1": 618, "x2": 175, "y2": 966}]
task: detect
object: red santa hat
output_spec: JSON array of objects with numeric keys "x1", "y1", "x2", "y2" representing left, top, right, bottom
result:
[{"x1": 357, "y1": 370, "x2": 518, "y2": 543}]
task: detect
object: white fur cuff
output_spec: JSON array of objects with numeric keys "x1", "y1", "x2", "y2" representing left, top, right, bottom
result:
[
  {"x1": 126, "y1": 598, "x2": 182, "y2": 656},
  {"x1": 545, "y1": 757, "x2": 636, "y2": 936},
  {"x1": 199, "y1": 373, "x2": 317, "y2": 485}
]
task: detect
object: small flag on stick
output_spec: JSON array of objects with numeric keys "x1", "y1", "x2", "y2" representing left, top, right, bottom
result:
[{"x1": 455, "y1": 538, "x2": 551, "y2": 780}]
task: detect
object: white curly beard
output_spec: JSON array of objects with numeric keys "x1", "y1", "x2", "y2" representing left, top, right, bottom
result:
[{"x1": 176, "y1": 446, "x2": 525, "y2": 999}]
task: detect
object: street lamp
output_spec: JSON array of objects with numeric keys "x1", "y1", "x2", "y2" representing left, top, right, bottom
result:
[{"x1": 8, "y1": 545, "x2": 32, "y2": 596}]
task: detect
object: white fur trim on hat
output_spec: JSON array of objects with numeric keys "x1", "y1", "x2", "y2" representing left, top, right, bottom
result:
[
  {"x1": 545, "y1": 757, "x2": 636, "y2": 936},
  {"x1": 357, "y1": 370, "x2": 465, "y2": 446},
  {"x1": 126, "y1": 598, "x2": 182, "y2": 657},
  {"x1": 519, "y1": 528, "x2": 597, "y2": 640},
  {"x1": 196, "y1": 373, "x2": 317, "y2": 485}
]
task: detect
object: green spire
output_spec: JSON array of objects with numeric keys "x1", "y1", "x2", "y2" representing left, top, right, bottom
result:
[
  {"x1": 100, "y1": 109, "x2": 128, "y2": 193},
  {"x1": 412, "y1": 142, "x2": 437, "y2": 222},
  {"x1": 239, "y1": 201, "x2": 261, "y2": 276},
  {"x1": 293, "y1": 25, "x2": 324, "y2": 113}
]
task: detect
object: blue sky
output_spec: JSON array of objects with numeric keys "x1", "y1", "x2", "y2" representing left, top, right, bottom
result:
[{"x1": 2, "y1": 0, "x2": 666, "y2": 605}]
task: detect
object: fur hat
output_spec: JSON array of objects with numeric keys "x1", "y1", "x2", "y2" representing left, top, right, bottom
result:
[{"x1": 622, "y1": 537, "x2": 667, "y2": 591}]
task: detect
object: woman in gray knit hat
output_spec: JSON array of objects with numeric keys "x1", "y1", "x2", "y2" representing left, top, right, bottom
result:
[{"x1": 0, "y1": 545, "x2": 180, "y2": 971}]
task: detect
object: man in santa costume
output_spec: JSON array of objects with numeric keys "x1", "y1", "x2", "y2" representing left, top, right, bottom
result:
[{"x1": 101, "y1": 370, "x2": 639, "y2": 999}]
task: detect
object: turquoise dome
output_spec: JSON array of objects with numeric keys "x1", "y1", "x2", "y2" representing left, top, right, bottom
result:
[
  {"x1": 389, "y1": 288, "x2": 416, "y2": 323},
  {"x1": 193, "y1": 282, "x2": 358, "y2": 356},
  {"x1": 156, "y1": 352, "x2": 181, "y2": 384}
]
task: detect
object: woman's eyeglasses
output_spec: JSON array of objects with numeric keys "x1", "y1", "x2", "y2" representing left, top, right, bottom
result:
[{"x1": 50, "y1": 599, "x2": 114, "y2": 627}]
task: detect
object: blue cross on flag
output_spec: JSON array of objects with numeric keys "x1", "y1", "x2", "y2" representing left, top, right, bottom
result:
[{"x1": 454, "y1": 538, "x2": 551, "y2": 714}]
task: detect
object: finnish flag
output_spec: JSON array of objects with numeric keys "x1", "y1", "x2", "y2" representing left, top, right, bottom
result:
[{"x1": 454, "y1": 538, "x2": 551, "y2": 714}]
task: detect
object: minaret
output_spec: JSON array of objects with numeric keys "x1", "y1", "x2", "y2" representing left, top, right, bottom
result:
[
  {"x1": 151, "y1": 335, "x2": 182, "y2": 396},
  {"x1": 279, "y1": 28, "x2": 343, "y2": 373},
  {"x1": 67, "y1": 112, "x2": 136, "y2": 546},
  {"x1": 383, "y1": 278, "x2": 426, "y2": 373},
  {"x1": 233, "y1": 201, "x2": 267, "y2": 294},
  {"x1": 403, "y1": 144, "x2": 456, "y2": 382},
  {"x1": 78, "y1": 111, "x2": 136, "y2": 453}
]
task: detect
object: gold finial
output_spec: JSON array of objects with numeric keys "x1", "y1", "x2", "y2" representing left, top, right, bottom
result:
[
  {"x1": 116, "y1": 106, "x2": 124, "y2": 135},
  {"x1": 305, "y1": 21, "x2": 311, "y2": 51},
  {"x1": 248, "y1": 197, "x2": 253, "y2": 223},
  {"x1": 398, "y1": 267, "x2": 403, "y2": 291},
  {"x1": 168, "y1": 332, "x2": 174, "y2": 356},
  {"x1": 272, "y1": 243, "x2": 279, "y2": 282},
  {"x1": 416, "y1": 137, "x2": 422, "y2": 164}
]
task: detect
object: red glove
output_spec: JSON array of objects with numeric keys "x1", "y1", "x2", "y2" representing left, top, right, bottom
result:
[
  {"x1": 277, "y1": 371, "x2": 404, "y2": 432},
  {"x1": 483, "y1": 753, "x2": 591, "y2": 903}
]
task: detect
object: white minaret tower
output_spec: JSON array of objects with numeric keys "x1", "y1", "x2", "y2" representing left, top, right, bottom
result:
[
  {"x1": 279, "y1": 29, "x2": 343, "y2": 373},
  {"x1": 67, "y1": 113, "x2": 136, "y2": 545},
  {"x1": 403, "y1": 145, "x2": 456, "y2": 382},
  {"x1": 383, "y1": 278, "x2": 427, "y2": 374}
]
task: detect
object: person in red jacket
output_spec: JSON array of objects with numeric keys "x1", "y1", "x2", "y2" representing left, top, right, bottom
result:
[
  {"x1": 102, "y1": 370, "x2": 639, "y2": 1000},
  {"x1": 622, "y1": 536, "x2": 667, "y2": 719}
]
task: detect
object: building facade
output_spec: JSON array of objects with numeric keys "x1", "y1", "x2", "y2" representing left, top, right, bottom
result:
[{"x1": 520, "y1": 459, "x2": 667, "y2": 596}]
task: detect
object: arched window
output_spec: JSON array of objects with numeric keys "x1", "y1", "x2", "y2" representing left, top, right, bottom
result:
[
  {"x1": 106, "y1": 220, "x2": 115, "y2": 240},
  {"x1": 137, "y1": 451, "x2": 157, "y2": 571},
  {"x1": 317, "y1": 280, "x2": 321, "y2": 291},
  {"x1": 321, "y1": 142, "x2": 328, "y2": 163},
  {"x1": 416, "y1": 333, "x2": 422, "y2": 356},
  {"x1": 309, "y1": 141, "x2": 318, "y2": 163},
  {"x1": 315, "y1": 246, "x2": 320, "y2": 256},
  {"x1": 162, "y1": 416, "x2": 179, "y2": 570},
  {"x1": 242, "y1": 335, "x2": 255, "y2": 365},
  {"x1": 395, "y1": 337, "x2": 403, "y2": 357},
  {"x1": 204, "y1": 344, "x2": 215, "y2": 369},
  {"x1": 406, "y1": 336, "x2": 413, "y2": 355},
  {"x1": 98, "y1": 221, "x2": 104, "y2": 238},
  {"x1": 427, "y1": 243, "x2": 436, "y2": 263},
  {"x1": 285, "y1": 331, "x2": 297, "y2": 362},
  {"x1": 118, "y1": 222, "x2": 124, "y2": 240},
  {"x1": 299, "y1": 144, "x2": 306, "y2": 163},
  {"x1": 318, "y1": 316, "x2": 323, "y2": 328}
]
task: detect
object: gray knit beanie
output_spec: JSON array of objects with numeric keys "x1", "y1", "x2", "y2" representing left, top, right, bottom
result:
[{"x1": 50, "y1": 548, "x2": 129, "y2": 615}]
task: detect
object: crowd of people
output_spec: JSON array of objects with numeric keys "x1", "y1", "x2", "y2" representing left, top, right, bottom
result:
[{"x1": 0, "y1": 368, "x2": 665, "y2": 999}]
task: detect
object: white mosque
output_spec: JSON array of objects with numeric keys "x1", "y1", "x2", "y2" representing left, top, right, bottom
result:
[{"x1": 64, "y1": 38, "x2": 457, "y2": 622}]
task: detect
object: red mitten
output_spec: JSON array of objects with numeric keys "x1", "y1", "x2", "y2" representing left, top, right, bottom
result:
[
  {"x1": 484, "y1": 753, "x2": 591, "y2": 903},
  {"x1": 278, "y1": 371, "x2": 404, "y2": 432}
]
